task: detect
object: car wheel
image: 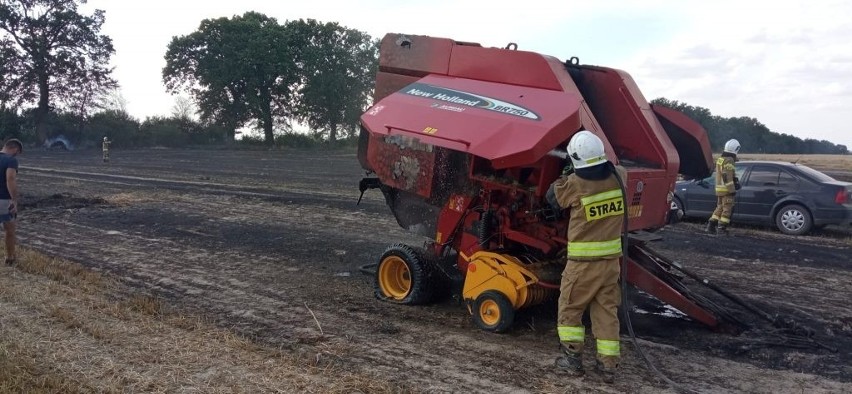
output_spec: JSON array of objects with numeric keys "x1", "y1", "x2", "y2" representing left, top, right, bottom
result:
[
  {"x1": 668, "y1": 197, "x2": 684, "y2": 224},
  {"x1": 774, "y1": 204, "x2": 812, "y2": 235}
]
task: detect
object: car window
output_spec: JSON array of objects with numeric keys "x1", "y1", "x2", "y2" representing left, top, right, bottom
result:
[
  {"x1": 746, "y1": 166, "x2": 780, "y2": 187},
  {"x1": 735, "y1": 165, "x2": 746, "y2": 180},
  {"x1": 793, "y1": 164, "x2": 836, "y2": 182},
  {"x1": 778, "y1": 171, "x2": 798, "y2": 189}
]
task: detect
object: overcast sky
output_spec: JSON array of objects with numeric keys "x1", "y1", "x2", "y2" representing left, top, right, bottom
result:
[{"x1": 82, "y1": 0, "x2": 852, "y2": 149}]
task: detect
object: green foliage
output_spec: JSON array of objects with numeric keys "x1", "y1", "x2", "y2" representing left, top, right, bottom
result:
[
  {"x1": 0, "y1": 0, "x2": 116, "y2": 140},
  {"x1": 18, "y1": 108, "x2": 81, "y2": 143},
  {"x1": 3, "y1": 106, "x2": 233, "y2": 150},
  {"x1": 0, "y1": 107, "x2": 23, "y2": 141},
  {"x1": 0, "y1": 38, "x2": 31, "y2": 108},
  {"x1": 86, "y1": 110, "x2": 141, "y2": 148},
  {"x1": 235, "y1": 131, "x2": 357, "y2": 149},
  {"x1": 651, "y1": 98, "x2": 848, "y2": 155},
  {"x1": 138, "y1": 116, "x2": 191, "y2": 147},
  {"x1": 163, "y1": 12, "x2": 300, "y2": 144},
  {"x1": 290, "y1": 20, "x2": 379, "y2": 142},
  {"x1": 275, "y1": 132, "x2": 322, "y2": 148},
  {"x1": 163, "y1": 14, "x2": 378, "y2": 145},
  {"x1": 235, "y1": 134, "x2": 267, "y2": 147}
]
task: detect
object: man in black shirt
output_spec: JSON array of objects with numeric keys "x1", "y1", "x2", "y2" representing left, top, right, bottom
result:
[{"x1": 1, "y1": 138, "x2": 22, "y2": 265}]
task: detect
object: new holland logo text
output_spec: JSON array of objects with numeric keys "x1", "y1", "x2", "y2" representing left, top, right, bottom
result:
[{"x1": 401, "y1": 83, "x2": 540, "y2": 120}]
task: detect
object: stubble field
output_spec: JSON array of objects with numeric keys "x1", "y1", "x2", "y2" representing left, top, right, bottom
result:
[{"x1": 1, "y1": 149, "x2": 850, "y2": 393}]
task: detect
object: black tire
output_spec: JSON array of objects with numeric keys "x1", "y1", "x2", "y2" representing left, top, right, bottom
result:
[
  {"x1": 775, "y1": 204, "x2": 813, "y2": 235},
  {"x1": 374, "y1": 244, "x2": 434, "y2": 305},
  {"x1": 471, "y1": 291, "x2": 515, "y2": 333},
  {"x1": 669, "y1": 197, "x2": 684, "y2": 224}
]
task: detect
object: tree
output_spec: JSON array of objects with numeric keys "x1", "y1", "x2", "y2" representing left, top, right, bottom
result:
[
  {"x1": 139, "y1": 116, "x2": 189, "y2": 147},
  {"x1": 102, "y1": 87, "x2": 127, "y2": 113},
  {"x1": 291, "y1": 20, "x2": 378, "y2": 142},
  {"x1": 0, "y1": 107, "x2": 23, "y2": 141},
  {"x1": 171, "y1": 95, "x2": 197, "y2": 122},
  {"x1": 651, "y1": 97, "x2": 849, "y2": 154},
  {"x1": 0, "y1": 37, "x2": 33, "y2": 109},
  {"x1": 163, "y1": 12, "x2": 299, "y2": 144},
  {"x1": 0, "y1": 0, "x2": 116, "y2": 141},
  {"x1": 86, "y1": 109, "x2": 139, "y2": 148}
]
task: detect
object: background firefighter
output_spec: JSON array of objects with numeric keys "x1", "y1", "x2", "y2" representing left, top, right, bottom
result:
[
  {"x1": 547, "y1": 130, "x2": 627, "y2": 383},
  {"x1": 102, "y1": 137, "x2": 111, "y2": 163},
  {"x1": 706, "y1": 139, "x2": 741, "y2": 235}
]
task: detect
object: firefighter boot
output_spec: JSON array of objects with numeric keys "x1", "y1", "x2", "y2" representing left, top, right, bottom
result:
[
  {"x1": 704, "y1": 220, "x2": 717, "y2": 234},
  {"x1": 716, "y1": 224, "x2": 730, "y2": 236},
  {"x1": 595, "y1": 356, "x2": 619, "y2": 384},
  {"x1": 555, "y1": 348, "x2": 585, "y2": 377}
]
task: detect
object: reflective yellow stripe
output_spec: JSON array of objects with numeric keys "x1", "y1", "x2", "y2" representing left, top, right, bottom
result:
[
  {"x1": 581, "y1": 189, "x2": 623, "y2": 206},
  {"x1": 716, "y1": 158, "x2": 734, "y2": 170},
  {"x1": 719, "y1": 217, "x2": 730, "y2": 224},
  {"x1": 717, "y1": 180, "x2": 734, "y2": 194},
  {"x1": 597, "y1": 339, "x2": 620, "y2": 356},
  {"x1": 710, "y1": 215, "x2": 720, "y2": 221},
  {"x1": 568, "y1": 238, "x2": 622, "y2": 258},
  {"x1": 581, "y1": 189, "x2": 625, "y2": 221},
  {"x1": 585, "y1": 155, "x2": 606, "y2": 165},
  {"x1": 558, "y1": 326, "x2": 585, "y2": 342}
]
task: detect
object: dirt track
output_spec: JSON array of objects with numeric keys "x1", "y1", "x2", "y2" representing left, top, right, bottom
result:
[{"x1": 15, "y1": 149, "x2": 852, "y2": 393}]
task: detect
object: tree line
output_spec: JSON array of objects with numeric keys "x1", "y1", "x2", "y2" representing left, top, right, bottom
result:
[
  {"x1": 0, "y1": 1, "x2": 377, "y2": 148},
  {"x1": 1, "y1": 1, "x2": 848, "y2": 154},
  {"x1": 652, "y1": 98, "x2": 849, "y2": 155}
]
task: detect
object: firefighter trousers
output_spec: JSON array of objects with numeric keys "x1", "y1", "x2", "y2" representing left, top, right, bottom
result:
[
  {"x1": 711, "y1": 195, "x2": 735, "y2": 225},
  {"x1": 557, "y1": 258, "x2": 621, "y2": 366}
]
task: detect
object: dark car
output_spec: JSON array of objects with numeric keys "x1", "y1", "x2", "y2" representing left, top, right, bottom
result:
[{"x1": 673, "y1": 161, "x2": 852, "y2": 235}]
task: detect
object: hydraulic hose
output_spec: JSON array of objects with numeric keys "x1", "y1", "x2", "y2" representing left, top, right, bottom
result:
[{"x1": 611, "y1": 163, "x2": 695, "y2": 394}]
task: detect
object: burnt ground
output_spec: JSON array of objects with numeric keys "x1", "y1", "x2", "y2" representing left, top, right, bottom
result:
[{"x1": 13, "y1": 148, "x2": 852, "y2": 393}]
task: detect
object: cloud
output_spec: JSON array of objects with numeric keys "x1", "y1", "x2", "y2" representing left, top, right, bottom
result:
[
  {"x1": 619, "y1": 0, "x2": 852, "y2": 147},
  {"x1": 76, "y1": 0, "x2": 852, "y2": 148}
]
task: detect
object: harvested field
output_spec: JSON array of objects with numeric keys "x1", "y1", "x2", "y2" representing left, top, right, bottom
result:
[{"x1": 3, "y1": 148, "x2": 851, "y2": 393}]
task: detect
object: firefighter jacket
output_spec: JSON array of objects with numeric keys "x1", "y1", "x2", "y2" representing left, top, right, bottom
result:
[
  {"x1": 551, "y1": 165, "x2": 627, "y2": 261},
  {"x1": 715, "y1": 156, "x2": 736, "y2": 196}
]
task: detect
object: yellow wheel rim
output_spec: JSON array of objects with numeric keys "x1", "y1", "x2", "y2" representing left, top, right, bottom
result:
[
  {"x1": 479, "y1": 299, "x2": 501, "y2": 327},
  {"x1": 378, "y1": 256, "x2": 411, "y2": 300}
]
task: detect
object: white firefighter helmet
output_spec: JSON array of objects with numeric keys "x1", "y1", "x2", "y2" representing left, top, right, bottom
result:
[
  {"x1": 566, "y1": 130, "x2": 607, "y2": 169},
  {"x1": 103, "y1": 136, "x2": 108, "y2": 141},
  {"x1": 723, "y1": 139, "x2": 741, "y2": 154}
]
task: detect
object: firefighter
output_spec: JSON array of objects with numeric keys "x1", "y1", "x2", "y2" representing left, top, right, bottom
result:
[
  {"x1": 547, "y1": 130, "x2": 626, "y2": 383},
  {"x1": 705, "y1": 139, "x2": 741, "y2": 235},
  {"x1": 102, "y1": 136, "x2": 110, "y2": 163}
]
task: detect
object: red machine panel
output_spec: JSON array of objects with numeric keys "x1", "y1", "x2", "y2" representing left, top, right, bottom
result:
[
  {"x1": 449, "y1": 45, "x2": 564, "y2": 91},
  {"x1": 361, "y1": 74, "x2": 583, "y2": 169}
]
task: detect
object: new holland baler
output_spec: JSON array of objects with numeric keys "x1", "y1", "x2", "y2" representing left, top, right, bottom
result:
[{"x1": 357, "y1": 33, "x2": 728, "y2": 332}]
